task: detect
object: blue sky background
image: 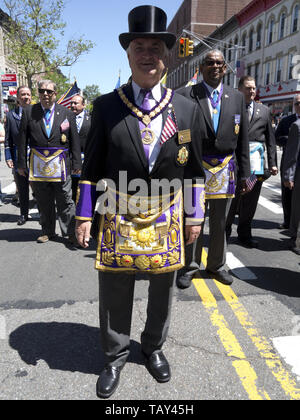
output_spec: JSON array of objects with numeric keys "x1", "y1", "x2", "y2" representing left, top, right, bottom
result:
[{"x1": 60, "y1": 0, "x2": 183, "y2": 94}]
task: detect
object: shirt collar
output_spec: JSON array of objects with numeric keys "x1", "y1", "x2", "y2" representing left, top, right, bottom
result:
[
  {"x1": 41, "y1": 103, "x2": 55, "y2": 112},
  {"x1": 76, "y1": 110, "x2": 85, "y2": 119},
  {"x1": 132, "y1": 80, "x2": 162, "y2": 104},
  {"x1": 203, "y1": 81, "x2": 223, "y2": 96}
]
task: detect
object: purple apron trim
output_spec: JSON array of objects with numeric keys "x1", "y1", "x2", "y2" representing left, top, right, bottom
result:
[
  {"x1": 203, "y1": 154, "x2": 236, "y2": 196},
  {"x1": 184, "y1": 184, "x2": 205, "y2": 220},
  {"x1": 76, "y1": 182, "x2": 97, "y2": 219}
]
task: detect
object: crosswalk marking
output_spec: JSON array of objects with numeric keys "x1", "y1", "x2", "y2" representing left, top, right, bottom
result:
[
  {"x1": 272, "y1": 337, "x2": 300, "y2": 381},
  {"x1": 263, "y1": 182, "x2": 281, "y2": 195},
  {"x1": 226, "y1": 252, "x2": 257, "y2": 281},
  {"x1": 258, "y1": 195, "x2": 283, "y2": 214}
]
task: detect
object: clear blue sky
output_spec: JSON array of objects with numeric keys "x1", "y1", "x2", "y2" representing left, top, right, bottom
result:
[{"x1": 60, "y1": 0, "x2": 183, "y2": 94}]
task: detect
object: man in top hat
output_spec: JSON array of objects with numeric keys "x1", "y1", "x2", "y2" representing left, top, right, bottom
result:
[{"x1": 75, "y1": 5, "x2": 205, "y2": 399}]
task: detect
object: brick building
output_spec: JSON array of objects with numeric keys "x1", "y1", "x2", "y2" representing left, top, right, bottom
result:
[
  {"x1": 166, "y1": 0, "x2": 251, "y2": 77},
  {"x1": 167, "y1": 0, "x2": 300, "y2": 116}
]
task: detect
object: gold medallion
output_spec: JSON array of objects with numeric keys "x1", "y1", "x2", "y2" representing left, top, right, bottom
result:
[
  {"x1": 141, "y1": 127, "x2": 155, "y2": 145},
  {"x1": 177, "y1": 146, "x2": 189, "y2": 165},
  {"x1": 235, "y1": 124, "x2": 240, "y2": 135},
  {"x1": 61, "y1": 134, "x2": 67, "y2": 143},
  {"x1": 213, "y1": 109, "x2": 218, "y2": 114},
  {"x1": 142, "y1": 115, "x2": 151, "y2": 125}
]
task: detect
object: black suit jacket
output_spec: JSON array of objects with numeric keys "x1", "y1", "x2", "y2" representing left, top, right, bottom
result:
[
  {"x1": 283, "y1": 119, "x2": 300, "y2": 182},
  {"x1": 78, "y1": 112, "x2": 91, "y2": 152},
  {"x1": 275, "y1": 114, "x2": 297, "y2": 148},
  {"x1": 81, "y1": 83, "x2": 204, "y2": 195},
  {"x1": 17, "y1": 102, "x2": 82, "y2": 173},
  {"x1": 248, "y1": 102, "x2": 277, "y2": 169},
  {"x1": 4, "y1": 107, "x2": 22, "y2": 162},
  {"x1": 178, "y1": 83, "x2": 250, "y2": 179}
]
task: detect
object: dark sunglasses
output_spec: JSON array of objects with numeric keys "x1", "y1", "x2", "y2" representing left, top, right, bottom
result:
[
  {"x1": 38, "y1": 88, "x2": 55, "y2": 95},
  {"x1": 294, "y1": 101, "x2": 300, "y2": 106},
  {"x1": 204, "y1": 60, "x2": 225, "y2": 67}
]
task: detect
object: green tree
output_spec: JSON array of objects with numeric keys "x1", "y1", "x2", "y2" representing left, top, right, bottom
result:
[
  {"x1": 1, "y1": 0, "x2": 95, "y2": 89},
  {"x1": 83, "y1": 84, "x2": 101, "y2": 103}
]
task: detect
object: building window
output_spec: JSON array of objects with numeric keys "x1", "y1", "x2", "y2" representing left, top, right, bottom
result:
[
  {"x1": 249, "y1": 29, "x2": 254, "y2": 52},
  {"x1": 256, "y1": 24, "x2": 262, "y2": 49},
  {"x1": 267, "y1": 19, "x2": 274, "y2": 44},
  {"x1": 265, "y1": 62, "x2": 271, "y2": 85},
  {"x1": 247, "y1": 65, "x2": 252, "y2": 76},
  {"x1": 291, "y1": 4, "x2": 299, "y2": 33},
  {"x1": 254, "y1": 63, "x2": 260, "y2": 85},
  {"x1": 279, "y1": 12, "x2": 286, "y2": 39},
  {"x1": 288, "y1": 53, "x2": 294, "y2": 79},
  {"x1": 228, "y1": 40, "x2": 232, "y2": 61},
  {"x1": 275, "y1": 58, "x2": 283, "y2": 82},
  {"x1": 241, "y1": 33, "x2": 246, "y2": 56}
]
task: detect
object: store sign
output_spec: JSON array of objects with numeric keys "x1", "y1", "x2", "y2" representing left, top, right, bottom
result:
[{"x1": 1, "y1": 73, "x2": 17, "y2": 87}]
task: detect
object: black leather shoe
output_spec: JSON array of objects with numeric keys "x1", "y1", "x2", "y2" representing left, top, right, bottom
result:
[
  {"x1": 292, "y1": 247, "x2": 300, "y2": 255},
  {"x1": 176, "y1": 273, "x2": 193, "y2": 289},
  {"x1": 96, "y1": 366, "x2": 121, "y2": 399},
  {"x1": 143, "y1": 351, "x2": 171, "y2": 383},
  {"x1": 17, "y1": 215, "x2": 28, "y2": 226},
  {"x1": 207, "y1": 269, "x2": 233, "y2": 286},
  {"x1": 238, "y1": 237, "x2": 258, "y2": 248}
]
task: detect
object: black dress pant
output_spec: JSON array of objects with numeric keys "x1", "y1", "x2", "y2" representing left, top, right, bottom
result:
[
  {"x1": 15, "y1": 170, "x2": 29, "y2": 218},
  {"x1": 98, "y1": 270, "x2": 175, "y2": 368},
  {"x1": 226, "y1": 181, "x2": 262, "y2": 240}
]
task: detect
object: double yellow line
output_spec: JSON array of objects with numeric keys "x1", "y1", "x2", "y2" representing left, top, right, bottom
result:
[{"x1": 193, "y1": 250, "x2": 300, "y2": 400}]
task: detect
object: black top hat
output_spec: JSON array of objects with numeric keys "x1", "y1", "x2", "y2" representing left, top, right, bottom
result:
[{"x1": 119, "y1": 5, "x2": 176, "y2": 50}]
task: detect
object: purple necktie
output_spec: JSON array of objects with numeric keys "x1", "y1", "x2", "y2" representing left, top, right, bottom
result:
[{"x1": 139, "y1": 89, "x2": 152, "y2": 162}]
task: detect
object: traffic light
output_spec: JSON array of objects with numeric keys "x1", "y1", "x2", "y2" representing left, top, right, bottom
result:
[
  {"x1": 178, "y1": 37, "x2": 186, "y2": 58},
  {"x1": 185, "y1": 39, "x2": 194, "y2": 56}
]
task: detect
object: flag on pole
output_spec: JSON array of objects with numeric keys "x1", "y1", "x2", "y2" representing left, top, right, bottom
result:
[
  {"x1": 115, "y1": 71, "x2": 121, "y2": 89},
  {"x1": 185, "y1": 69, "x2": 198, "y2": 87},
  {"x1": 57, "y1": 81, "x2": 80, "y2": 108},
  {"x1": 160, "y1": 68, "x2": 168, "y2": 87}
]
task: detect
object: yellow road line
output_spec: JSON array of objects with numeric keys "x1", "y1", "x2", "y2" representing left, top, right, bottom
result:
[
  {"x1": 214, "y1": 280, "x2": 300, "y2": 400},
  {"x1": 193, "y1": 277, "x2": 270, "y2": 400},
  {"x1": 199, "y1": 248, "x2": 300, "y2": 400}
]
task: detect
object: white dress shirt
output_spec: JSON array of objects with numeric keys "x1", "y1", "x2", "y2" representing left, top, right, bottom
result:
[{"x1": 132, "y1": 80, "x2": 163, "y2": 172}]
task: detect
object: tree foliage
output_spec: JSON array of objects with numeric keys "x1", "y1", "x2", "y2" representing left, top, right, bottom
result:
[
  {"x1": 1, "y1": 0, "x2": 95, "y2": 88},
  {"x1": 83, "y1": 84, "x2": 101, "y2": 102}
]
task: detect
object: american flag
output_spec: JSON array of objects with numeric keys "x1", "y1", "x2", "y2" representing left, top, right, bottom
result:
[
  {"x1": 160, "y1": 114, "x2": 177, "y2": 145},
  {"x1": 57, "y1": 81, "x2": 80, "y2": 108},
  {"x1": 245, "y1": 173, "x2": 257, "y2": 191},
  {"x1": 185, "y1": 69, "x2": 198, "y2": 87}
]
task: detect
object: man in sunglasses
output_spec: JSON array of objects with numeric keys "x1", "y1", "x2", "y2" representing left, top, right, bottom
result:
[
  {"x1": 275, "y1": 94, "x2": 300, "y2": 230},
  {"x1": 177, "y1": 49, "x2": 250, "y2": 288},
  {"x1": 17, "y1": 80, "x2": 82, "y2": 245}
]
